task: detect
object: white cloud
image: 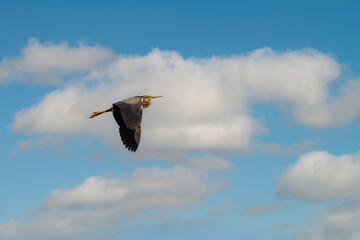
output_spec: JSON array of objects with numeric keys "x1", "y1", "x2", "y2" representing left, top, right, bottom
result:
[
  {"x1": 293, "y1": 200, "x2": 360, "y2": 240},
  {"x1": 278, "y1": 151, "x2": 360, "y2": 201},
  {"x1": 0, "y1": 166, "x2": 225, "y2": 240},
  {"x1": 8, "y1": 40, "x2": 360, "y2": 161},
  {"x1": 142, "y1": 115, "x2": 258, "y2": 151},
  {"x1": 0, "y1": 39, "x2": 115, "y2": 84},
  {"x1": 42, "y1": 166, "x2": 221, "y2": 209}
]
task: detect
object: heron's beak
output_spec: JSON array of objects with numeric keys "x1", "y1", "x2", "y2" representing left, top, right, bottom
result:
[{"x1": 148, "y1": 96, "x2": 163, "y2": 99}]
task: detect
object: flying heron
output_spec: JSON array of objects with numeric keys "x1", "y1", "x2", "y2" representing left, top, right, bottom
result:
[{"x1": 89, "y1": 95, "x2": 163, "y2": 152}]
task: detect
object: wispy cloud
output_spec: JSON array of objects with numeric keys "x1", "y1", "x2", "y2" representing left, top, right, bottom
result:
[
  {"x1": 209, "y1": 198, "x2": 232, "y2": 216},
  {"x1": 88, "y1": 149, "x2": 104, "y2": 162},
  {"x1": 257, "y1": 140, "x2": 315, "y2": 156},
  {"x1": 293, "y1": 199, "x2": 360, "y2": 240},
  {"x1": 11, "y1": 136, "x2": 71, "y2": 159},
  {"x1": 243, "y1": 202, "x2": 285, "y2": 215}
]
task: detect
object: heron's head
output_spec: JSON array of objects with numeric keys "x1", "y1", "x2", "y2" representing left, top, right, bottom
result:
[{"x1": 141, "y1": 95, "x2": 163, "y2": 108}]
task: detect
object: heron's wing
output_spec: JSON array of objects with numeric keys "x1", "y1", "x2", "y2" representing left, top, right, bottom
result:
[
  {"x1": 112, "y1": 101, "x2": 142, "y2": 152},
  {"x1": 113, "y1": 100, "x2": 143, "y2": 130},
  {"x1": 118, "y1": 123, "x2": 141, "y2": 152}
]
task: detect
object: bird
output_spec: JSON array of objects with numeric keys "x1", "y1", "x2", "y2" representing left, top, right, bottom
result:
[{"x1": 89, "y1": 95, "x2": 162, "y2": 152}]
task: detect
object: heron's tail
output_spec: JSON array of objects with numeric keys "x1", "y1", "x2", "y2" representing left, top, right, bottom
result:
[{"x1": 89, "y1": 108, "x2": 112, "y2": 118}]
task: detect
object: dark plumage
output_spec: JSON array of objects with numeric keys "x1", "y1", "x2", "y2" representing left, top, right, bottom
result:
[{"x1": 112, "y1": 104, "x2": 140, "y2": 152}]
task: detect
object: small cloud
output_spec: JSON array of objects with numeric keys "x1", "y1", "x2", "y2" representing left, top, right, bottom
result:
[
  {"x1": 0, "y1": 38, "x2": 115, "y2": 85},
  {"x1": 278, "y1": 151, "x2": 360, "y2": 201}
]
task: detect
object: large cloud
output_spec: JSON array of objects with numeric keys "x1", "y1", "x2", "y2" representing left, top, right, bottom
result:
[
  {"x1": 0, "y1": 166, "x2": 225, "y2": 240},
  {"x1": 8, "y1": 40, "x2": 360, "y2": 160},
  {"x1": 278, "y1": 151, "x2": 360, "y2": 201}
]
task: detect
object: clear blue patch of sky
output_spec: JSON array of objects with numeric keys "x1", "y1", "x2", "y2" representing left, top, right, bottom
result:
[{"x1": 0, "y1": 0, "x2": 359, "y2": 62}]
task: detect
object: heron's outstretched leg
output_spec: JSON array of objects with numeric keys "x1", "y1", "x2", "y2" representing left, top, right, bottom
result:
[{"x1": 89, "y1": 108, "x2": 113, "y2": 118}]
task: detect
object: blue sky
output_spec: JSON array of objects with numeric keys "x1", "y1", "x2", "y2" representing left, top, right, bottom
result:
[{"x1": 1, "y1": 0, "x2": 360, "y2": 239}]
